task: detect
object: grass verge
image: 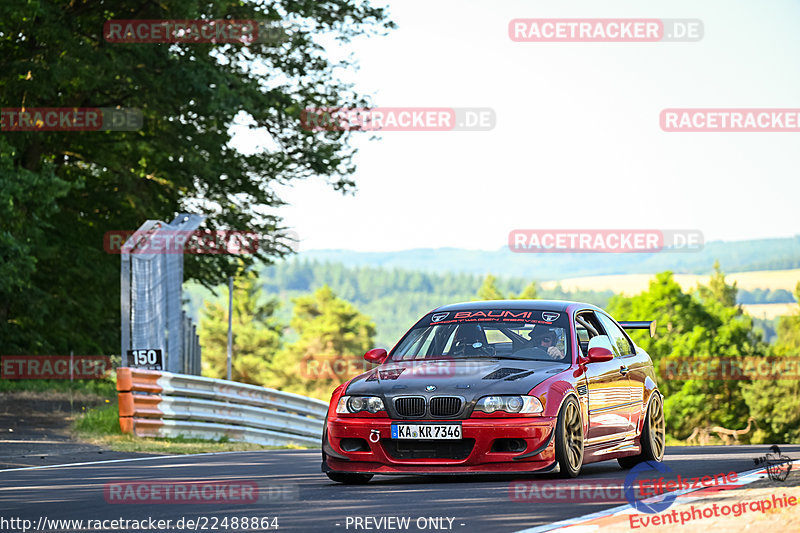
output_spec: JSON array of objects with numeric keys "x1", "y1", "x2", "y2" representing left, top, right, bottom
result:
[{"x1": 0, "y1": 378, "x2": 116, "y2": 396}]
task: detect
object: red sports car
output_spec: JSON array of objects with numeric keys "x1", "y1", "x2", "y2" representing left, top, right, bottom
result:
[{"x1": 322, "y1": 300, "x2": 665, "y2": 483}]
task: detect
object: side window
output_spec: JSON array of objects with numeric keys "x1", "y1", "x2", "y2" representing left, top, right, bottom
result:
[
  {"x1": 575, "y1": 311, "x2": 603, "y2": 356},
  {"x1": 597, "y1": 314, "x2": 634, "y2": 356}
]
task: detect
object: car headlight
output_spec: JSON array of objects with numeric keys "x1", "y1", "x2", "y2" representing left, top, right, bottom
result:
[
  {"x1": 336, "y1": 396, "x2": 385, "y2": 414},
  {"x1": 475, "y1": 395, "x2": 543, "y2": 414}
]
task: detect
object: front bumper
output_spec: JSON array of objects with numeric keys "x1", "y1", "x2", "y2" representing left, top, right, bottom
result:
[{"x1": 323, "y1": 416, "x2": 556, "y2": 474}]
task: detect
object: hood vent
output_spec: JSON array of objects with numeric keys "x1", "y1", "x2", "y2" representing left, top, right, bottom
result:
[
  {"x1": 379, "y1": 368, "x2": 405, "y2": 380},
  {"x1": 505, "y1": 370, "x2": 535, "y2": 381},
  {"x1": 483, "y1": 368, "x2": 526, "y2": 380}
]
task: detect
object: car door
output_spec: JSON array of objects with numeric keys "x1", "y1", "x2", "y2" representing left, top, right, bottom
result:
[
  {"x1": 596, "y1": 312, "x2": 639, "y2": 436},
  {"x1": 576, "y1": 311, "x2": 632, "y2": 443}
]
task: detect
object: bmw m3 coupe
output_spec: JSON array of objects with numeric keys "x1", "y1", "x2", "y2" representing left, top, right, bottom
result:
[{"x1": 322, "y1": 300, "x2": 665, "y2": 483}]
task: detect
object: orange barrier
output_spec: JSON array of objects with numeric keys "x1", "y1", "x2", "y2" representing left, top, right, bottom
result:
[
  {"x1": 117, "y1": 392, "x2": 163, "y2": 418},
  {"x1": 116, "y1": 367, "x2": 163, "y2": 394},
  {"x1": 116, "y1": 367, "x2": 165, "y2": 433}
]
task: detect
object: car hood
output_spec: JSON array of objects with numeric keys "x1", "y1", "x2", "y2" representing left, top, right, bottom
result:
[{"x1": 345, "y1": 358, "x2": 570, "y2": 403}]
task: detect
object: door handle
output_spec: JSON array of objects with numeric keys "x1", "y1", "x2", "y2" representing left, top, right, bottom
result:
[{"x1": 619, "y1": 366, "x2": 629, "y2": 375}]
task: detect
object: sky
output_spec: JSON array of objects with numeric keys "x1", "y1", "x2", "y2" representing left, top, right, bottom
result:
[{"x1": 232, "y1": 0, "x2": 800, "y2": 253}]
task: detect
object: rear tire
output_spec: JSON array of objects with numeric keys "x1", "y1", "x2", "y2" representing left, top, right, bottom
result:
[
  {"x1": 555, "y1": 396, "x2": 584, "y2": 478},
  {"x1": 618, "y1": 392, "x2": 666, "y2": 469},
  {"x1": 325, "y1": 472, "x2": 373, "y2": 484}
]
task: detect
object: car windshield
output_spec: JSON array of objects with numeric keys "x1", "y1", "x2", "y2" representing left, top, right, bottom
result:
[{"x1": 391, "y1": 309, "x2": 571, "y2": 362}]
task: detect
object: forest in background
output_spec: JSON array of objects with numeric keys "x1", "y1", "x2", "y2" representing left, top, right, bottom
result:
[
  {"x1": 300, "y1": 236, "x2": 800, "y2": 278},
  {"x1": 185, "y1": 259, "x2": 788, "y2": 348},
  {"x1": 196, "y1": 263, "x2": 800, "y2": 443}
]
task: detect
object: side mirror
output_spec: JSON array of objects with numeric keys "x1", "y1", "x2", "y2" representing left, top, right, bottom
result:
[
  {"x1": 586, "y1": 335, "x2": 615, "y2": 363},
  {"x1": 364, "y1": 348, "x2": 388, "y2": 364},
  {"x1": 587, "y1": 346, "x2": 614, "y2": 362}
]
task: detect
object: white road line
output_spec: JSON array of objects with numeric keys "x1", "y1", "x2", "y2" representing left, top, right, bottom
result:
[
  {"x1": 514, "y1": 465, "x2": 772, "y2": 533},
  {"x1": 0, "y1": 450, "x2": 269, "y2": 473}
]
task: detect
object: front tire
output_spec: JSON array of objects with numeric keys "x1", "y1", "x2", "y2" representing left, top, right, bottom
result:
[
  {"x1": 325, "y1": 472, "x2": 373, "y2": 484},
  {"x1": 555, "y1": 396, "x2": 584, "y2": 478},
  {"x1": 618, "y1": 392, "x2": 666, "y2": 469}
]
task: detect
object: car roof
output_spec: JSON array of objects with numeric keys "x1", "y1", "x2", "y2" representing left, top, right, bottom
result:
[{"x1": 431, "y1": 299, "x2": 603, "y2": 313}]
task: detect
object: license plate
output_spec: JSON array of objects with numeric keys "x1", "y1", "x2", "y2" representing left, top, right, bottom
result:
[{"x1": 391, "y1": 423, "x2": 462, "y2": 440}]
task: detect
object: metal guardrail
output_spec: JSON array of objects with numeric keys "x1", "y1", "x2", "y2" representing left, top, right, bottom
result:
[{"x1": 117, "y1": 368, "x2": 327, "y2": 448}]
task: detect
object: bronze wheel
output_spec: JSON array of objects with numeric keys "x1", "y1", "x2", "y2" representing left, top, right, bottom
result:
[
  {"x1": 619, "y1": 392, "x2": 666, "y2": 469},
  {"x1": 645, "y1": 393, "x2": 666, "y2": 461},
  {"x1": 555, "y1": 397, "x2": 584, "y2": 478}
]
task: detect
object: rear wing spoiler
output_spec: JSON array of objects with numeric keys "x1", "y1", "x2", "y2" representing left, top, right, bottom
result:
[{"x1": 618, "y1": 320, "x2": 657, "y2": 338}]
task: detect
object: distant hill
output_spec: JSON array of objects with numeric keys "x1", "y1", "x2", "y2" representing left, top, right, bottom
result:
[
  {"x1": 298, "y1": 236, "x2": 800, "y2": 279},
  {"x1": 543, "y1": 270, "x2": 800, "y2": 296},
  {"x1": 184, "y1": 257, "x2": 796, "y2": 349}
]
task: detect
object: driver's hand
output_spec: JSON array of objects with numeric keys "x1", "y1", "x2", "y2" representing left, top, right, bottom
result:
[{"x1": 547, "y1": 346, "x2": 563, "y2": 359}]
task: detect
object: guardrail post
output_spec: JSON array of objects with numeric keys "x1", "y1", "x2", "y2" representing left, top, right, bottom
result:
[{"x1": 116, "y1": 367, "x2": 134, "y2": 434}]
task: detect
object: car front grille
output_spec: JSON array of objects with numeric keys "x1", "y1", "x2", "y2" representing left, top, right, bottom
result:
[
  {"x1": 395, "y1": 397, "x2": 425, "y2": 417},
  {"x1": 382, "y1": 439, "x2": 475, "y2": 460},
  {"x1": 429, "y1": 396, "x2": 463, "y2": 417}
]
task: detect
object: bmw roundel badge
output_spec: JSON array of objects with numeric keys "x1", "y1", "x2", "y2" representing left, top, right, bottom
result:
[{"x1": 425, "y1": 385, "x2": 436, "y2": 392}]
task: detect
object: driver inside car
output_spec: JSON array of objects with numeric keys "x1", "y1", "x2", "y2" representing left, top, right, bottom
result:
[
  {"x1": 528, "y1": 330, "x2": 565, "y2": 360},
  {"x1": 449, "y1": 324, "x2": 489, "y2": 356}
]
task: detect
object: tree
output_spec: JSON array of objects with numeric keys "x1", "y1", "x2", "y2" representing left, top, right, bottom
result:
[
  {"x1": 773, "y1": 282, "x2": 800, "y2": 354},
  {"x1": 0, "y1": 138, "x2": 69, "y2": 352},
  {"x1": 516, "y1": 282, "x2": 538, "y2": 300},
  {"x1": 742, "y1": 281, "x2": 800, "y2": 443},
  {"x1": 0, "y1": 1, "x2": 394, "y2": 355},
  {"x1": 697, "y1": 261, "x2": 738, "y2": 308},
  {"x1": 606, "y1": 270, "x2": 763, "y2": 439},
  {"x1": 199, "y1": 273, "x2": 282, "y2": 384},
  {"x1": 477, "y1": 274, "x2": 505, "y2": 301},
  {"x1": 265, "y1": 285, "x2": 376, "y2": 400}
]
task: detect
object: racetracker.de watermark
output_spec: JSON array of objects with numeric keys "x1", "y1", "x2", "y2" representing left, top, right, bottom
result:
[
  {"x1": 0, "y1": 355, "x2": 111, "y2": 379},
  {"x1": 300, "y1": 107, "x2": 495, "y2": 132},
  {"x1": 300, "y1": 356, "x2": 527, "y2": 381},
  {"x1": 104, "y1": 230, "x2": 262, "y2": 255},
  {"x1": 508, "y1": 19, "x2": 703, "y2": 42},
  {"x1": 661, "y1": 109, "x2": 800, "y2": 132},
  {"x1": 0, "y1": 107, "x2": 142, "y2": 132},
  {"x1": 509, "y1": 471, "x2": 737, "y2": 505},
  {"x1": 508, "y1": 229, "x2": 703, "y2": 253},
  {"x1": 509, "y1": 479, "x2": 628, "y2": 503},
  {"x1": 104, "y1": 20, "x2": 290, "y2": 45},
  {"x1": 104, "y1": 481, "x2": 298, "y2": 504},
  {"x1": 661, "y1": 357, "x2": 800, "y2": 380}
]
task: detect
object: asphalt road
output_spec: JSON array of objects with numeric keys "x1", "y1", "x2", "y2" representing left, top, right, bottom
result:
[
  {"x1": 0, "y1": 393, "x2": 152, "y2": 470},
  {"x1": 1, "y1": 445, "x2": 798, "y2": 533}
]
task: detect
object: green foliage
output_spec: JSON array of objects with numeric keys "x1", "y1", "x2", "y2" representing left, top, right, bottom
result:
[
  {"x1": 742, "y1": 282, "x2": 800, "y2": 443},
  {"x1": 0, "y1": 0, "x2": 394, "y2": 355},
  {"x1": 606, "y1": 269, "x2": 765, "y2": 439},
  {"x1": 516, "y1": 282, "x2": 539, "y2": 300},
  {"x1": 74, "y1": 404, "x2": 122, "y2": 435},
  {"x1": 199, "y1": 273, "x2": 282, "y2": 384},
  {"x1": 0, "y1": 377, "x2": 116, "y2": 396},
  {"x1": 225, "y1": 259, "x2": 614, "y2": 347},
  {"x1": 697, "y1": 262, "x2": 738, "y2": 307},
  {"x1": 773, "y1": 282, "x2": 800, "y2": 353},
  {"x1": 477, "y1": 274, "x2": 505, "y2": 300},
  {"x1": 737, "y1": 288, "x2": 796, "y2": 304},
  {"x1": 265, "y1": 285, "x2": 376, "y2": 400},
  {"x1": 0, "y1": 138, "x2": 70, "y2": 352}
]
